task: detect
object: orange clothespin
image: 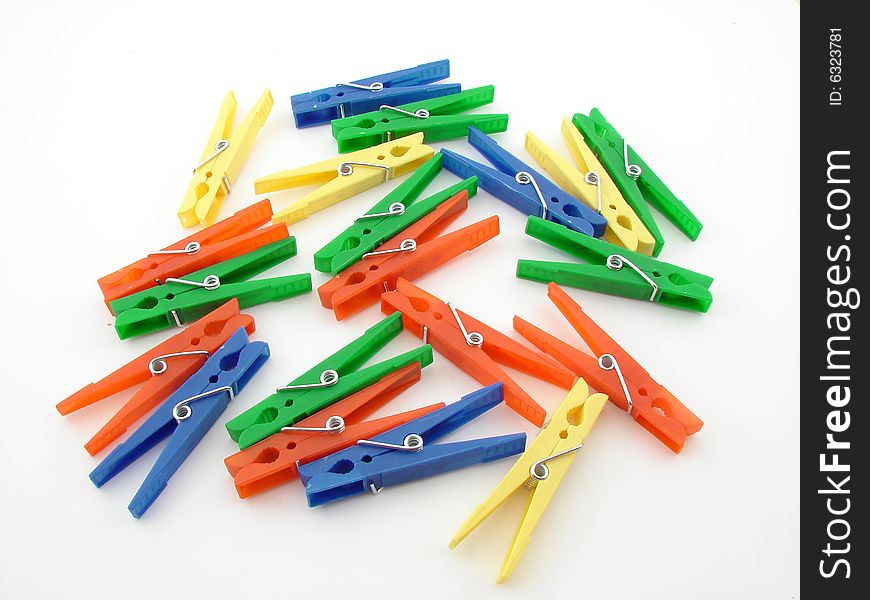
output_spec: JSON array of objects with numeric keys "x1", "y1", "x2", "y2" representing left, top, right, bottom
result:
[
  {"x1": 56, "y1": 300, "x2": 255, "y2": 456},
  {"x1": 318, "y1": 189, "x2": 499, "y2": 320},
  {"x1": 97, "y1": 200, "x2": 288, "y2": 308},
  {"x1": 381, "y1": 279, "x2": 576, "y2": 427},
  {"x1": 514, "y1": 282, "x2": 703, "y2": 452},
  {"x1": 224, "y1": 363, "x2": 443, "y2": 498}
]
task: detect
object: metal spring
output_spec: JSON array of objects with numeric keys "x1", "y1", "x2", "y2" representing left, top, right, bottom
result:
[
  {"x1": 355, "y1": 202, "x2": 406, "y2": 221},
  {"x1": 193, "y1": 140, "x2": 229, "y2": 172},
  {"x1": 524, "y1": 443, "x2": 584, "y2": 489},
  {"x1": 598, "y1": 354, "x2": 633, "y2": 414},
  {"x1": 337, "y1": 161, "x2": 390, "y2": 181},
  {"x1": 623, "y1": 139, "x2": 641, "y2": 178},
  {"x1": 282, "y1": 415, "x2": 346, "y2": 435},
  {"x1": 379, "y1": 105, "x2": 430, "y2": 119},
  {"x1": 605, "y1": 255, "x2": 658, "y2": 301},
  {"x1": 515, "y1": 172, "x2": 548, "y2": 220},
  {"x1": 148, "y1": 350, "x2": 210, "y2": 375},
  {"x1": 149, "y1": 242, "x2": 201, "y2": 256},
  {"x1": 584, "y1": 171, "x2": 603, "y2": 214},
  {"x1": 163, "y1": 274, "x2": 221, "y2": 291},
  {"x1": 277, "y1": 369, "x2": 339, "y2": 392},
  {"x1": 337, "y1": 81, "x2": 384, "y2": 92},
  {"x1": 362, "y1": 238, "x2": 416, "y2": 258},
  {"x1": 447, "y1": 302, "x2": 483, "y2": 347},
  {"x1": 358, "y1": 433, "x2": 424, "y2": 452},
  {"x1": 173, "y1": 385, "x2": 235, "y2": 422}
]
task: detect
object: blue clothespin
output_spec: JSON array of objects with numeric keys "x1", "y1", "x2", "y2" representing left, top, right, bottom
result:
[
  {"x1": 291, "y1": 60, "x2": 461, "y2": 128},
  {"x1": 89, "y1": 328, "x2": 270, "y2": 518},
  {"x1": 298, "y1": 383, "x2": 527, "y2": 507},
  {"x1": 441, "y1": 127, "x2": 608, "y2": 238}
]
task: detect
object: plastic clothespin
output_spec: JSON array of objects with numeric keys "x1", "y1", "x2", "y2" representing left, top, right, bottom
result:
[
  {"x1": 178, "y1": 90, "x2": 274, "y2": 228},
  {"x1": 514, "y1": 282, "x2": 703, "y2": 453},
  {"x1": 225, "y1": 311, "x2": 434, "y2": 449},
  {"x1": 90, "y1": 327, "x2": 270, "y2": 518},
  {"x1": 298, "y1": 383, "x2": 527, "y2": 507},
  {"x1": 291, "y1": 60, "x2": 460, "y2": 128},
  {"x1": 571, "y1": 109, "x2": 703, "y2": 253},
  {"x1": 224, "y1": 363, "x2": 443, "y2": 498},
  {"x1": 331, "y1": 86, "x2": 509, "y2": 152},
  {"x1": 525, "y1": 119, "x2": 656, "y2": 255},
  {"x1": 109, "y1": 238, "x2": 311, "y2": 339},
  {"x1": 98, "y1": 200, "x2": 288, "y2": 308},
  {"x1": 381, "y1": 278, "x2": 577, "y2": 427},
  {"x1": 313, "y1": 152, "x2": 478, "y2": 275},
  {"x1": 255, "y1": 133, "x2": 434, "y2": 225},
  {"x1": 56, "y1": 300, "x2": 255, "y2": 456},
  {"x1": 450, "y1": 379, "x2": 607, "y2": 583},
  {"x1": 440, "y1": 127, "x2": 607, "y2": 238},
  {"x1": 517, "y1": 217, "x2": 714, "y2": 312},
  {"x1": 319, "y1": 190, "x2": 500, "y2": 320}
]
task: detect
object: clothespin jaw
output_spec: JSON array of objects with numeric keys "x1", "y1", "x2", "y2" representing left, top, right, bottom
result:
[
  {"x1": 89, "y1": 327, "x2": 270, "y2": 518},
  {"x1": 110, "y1": 238, "x2": 311, "y2": 339},
  {"x1": 517, "y1": 217, "x2": 714, "y2": 312},
  {"x1": 225, "y1": 311, "x2": 434, "y2": 449},
  {"x1": 441, "y1": 127, "x2": 608, "y2": 238},
  {"x1": 380, "y1": 278, "x2": 577, "y2": 427},
  {"x1": 571, "y1": 110, "x2": 703, "y2": 250},
  {"x1": 318, "y1": 189, "x2": 500, "y2": 320},
  {"x1": 255, "y1": 133, "x2": 435, "y2": 225},
  {"x1": 178, "y1": 89, "x2": 274, "y2": 228},
  {"x1": 98, "y1": 200, "x2": 289, "y2": 308},
  {"x1": 524, "y1": 123, "x2": 656, "y2": 256},
  {"x1": 514, "y1": 282, "x2": 703, "y2": 453},
  {"x1": 331, "y1": 86, "x2": 509, "y2": 152},
  {"x1": 224, "y1": 363, "x2": 443, "y2": 498},
  {"x1": 298, "y1": 383, "x2": 527, "y2": 507},
  {"x1": 57, "y1": 300, "x2": 255, "y2": 455},
  {"x1": 450, "y1": 379, "x2": 607, "y2": 583},
  {"x1": 313, "y1": 152, "x2": 479, "y2": 274},
  {"x1": 291, "y1": 60, "x2": 460, "y2": 128}
]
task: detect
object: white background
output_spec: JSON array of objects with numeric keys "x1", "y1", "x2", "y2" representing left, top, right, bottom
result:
[{"x1": 0, "y1": 1, "x2": 800, "y2": 598}]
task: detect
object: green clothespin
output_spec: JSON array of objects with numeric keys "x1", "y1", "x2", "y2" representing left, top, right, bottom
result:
[
  {"x1": 313, "y1": 152, "x2": 478, "y2": 274},
  {"x1": 225, "y1": 311, "x2": 434, "y2": 449},
  {"x1": 331, "y1": 86, "x2": 509, "y2": 152},
  {"x1": 571, "y1": 109, "x2": 703, "y2": 255},
  {"x1": 517, "y1": 216, "x2": 713, "y2": 312},
  {"x1": 110, "y1": 238, "x2": 311, "y2": 339}
]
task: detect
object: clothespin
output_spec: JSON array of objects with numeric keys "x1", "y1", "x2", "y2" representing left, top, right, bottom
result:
[
  {"x1": 517, "y1": 217, "x2": 714, "y2": 312},
  {"x1": 291, "y1": 60, "x2": 460, "y2": 128},
  {"x1": 571, "y1": 109, "x2": 703, "y2": 252},
  {"x1": 313, "y1": 152, "x2": 478, "y2": 275},
  {"x1": 318, "y1": 189, "x2": 500, "y2": 320},
  {"x1": 109, "y1": 238, "x2": 311, "y2": 339},
  {"x1": 525, "y1": 119, "x2": 657, "y2": 255},
  {"x1": 90, "y1": 327, "x2": 269, "y2": 517},
  {"x1": 441, "y1": 127, "x2": 607, "y2": 238},
  {"x1": 450, "y1": 379, "x2": 607, "y2": 582},
  {"x1": 255, "y1": 133, "x2": 434, "y2": 225},
  {"x1": 98, "y1": 200, "x2": 288, "y2": 308},
  {"x1": 225, "y1": 311, "x2": 434, "y2": 449},
  {"x1": 331, "y1": 86, "x2": 509, "y2": 152},
  {"x1": 56, "y1": 300, "x2": 255, "y2": 456},
  {"x1": 514, "y1": 282, "x2": 703, "y2": 452},
  {"x1": 178, "y1": 90, "x2": 274, "y2": 227},
  {"x1": 381, "y1": 278, "x2": 577, "y2": 427},
  {"x1": 298, "y1": 383, "x2": 527, "y2": 507},
  {"x1": 224, "y1": 363, "x2": 443, "y2": 498}
]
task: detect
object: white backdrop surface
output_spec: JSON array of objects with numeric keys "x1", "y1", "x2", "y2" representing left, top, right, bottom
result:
[{"x1": 0, "y1": 1, "x2": 800, "y2": 598}]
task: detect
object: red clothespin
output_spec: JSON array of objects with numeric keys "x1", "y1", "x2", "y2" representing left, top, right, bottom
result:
[
  {"x1": 97, "y1": 200, "x2": 288, "y2": 308},
  {"x1": 381, "y1": 278, "x2": 576, "y2": 427},
  {"x1": 318, "y1": 190, "x2": 499, "y2": 320},
  {"x1": 56, "y1": 300, "x2": 255, "y2": 456},
  {"x1": 514, "y1": 282, "x2": 703, "y2": 452},
  {"x1": 224, "y1": 363, "x2": 443, "y2": 498}
]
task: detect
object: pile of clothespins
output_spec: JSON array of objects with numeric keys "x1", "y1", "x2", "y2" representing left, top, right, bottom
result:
[{"x1": 58, "y1": 60, "x2": 713, "y2": 583}]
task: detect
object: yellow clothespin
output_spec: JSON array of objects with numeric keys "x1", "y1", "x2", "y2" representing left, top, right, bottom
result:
[
  {"x1": 178, "y1": 89, "x2": 274, "y2": 228},
  {"x1": 255, "y1": 133, "x2": 434, "y2": 225},
  {"x1": 449, "y1": 378, "x2": 607, "y2": 583},
  {"x1": 525, "y1": 118, "x2": 656, "y2": 255}
]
